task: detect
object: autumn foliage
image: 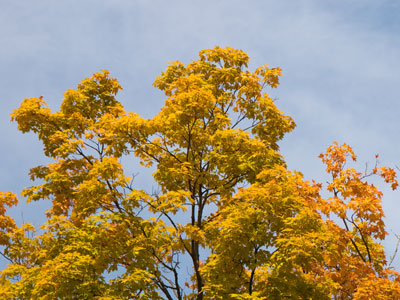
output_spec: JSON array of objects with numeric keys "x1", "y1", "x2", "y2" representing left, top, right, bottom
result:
[{"x1": 0, "y1": 47, "x2": 399, "y2": 299}]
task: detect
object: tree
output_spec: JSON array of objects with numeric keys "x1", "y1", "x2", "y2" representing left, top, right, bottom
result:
[{"x1": 0, "y1": 46, "x2": 399, "y2": 299}]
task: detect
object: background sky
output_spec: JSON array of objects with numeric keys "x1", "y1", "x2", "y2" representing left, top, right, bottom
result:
[{"x1": 1, "y1": 0, "x2": 400, "y2": 269}]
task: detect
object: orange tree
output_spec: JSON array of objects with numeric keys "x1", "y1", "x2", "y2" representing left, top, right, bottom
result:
[{"x1": 0, "y1": 47, "x2": 399, "y2": 299}]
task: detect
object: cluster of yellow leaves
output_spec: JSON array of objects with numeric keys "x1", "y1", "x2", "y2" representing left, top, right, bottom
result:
[
  {"x1": 0, "y1": 214, "x2": 162, "y2": 299},
  {"x1": 0, "y1": 47, "x2": 399, "y2": 299}
]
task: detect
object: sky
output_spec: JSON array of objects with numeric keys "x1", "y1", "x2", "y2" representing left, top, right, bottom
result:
[{"x1": 1, "y1": 0, "x2": 400, "y2": 268}]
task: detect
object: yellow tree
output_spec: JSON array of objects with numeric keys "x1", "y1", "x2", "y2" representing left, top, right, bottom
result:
[{"x1": 0, "y1": 47, "x2": 399, "y2": 299}]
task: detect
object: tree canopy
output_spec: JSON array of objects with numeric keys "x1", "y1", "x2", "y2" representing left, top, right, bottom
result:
[{"x1": 0, "y1": 46, "x2": 399, "y2": 299}]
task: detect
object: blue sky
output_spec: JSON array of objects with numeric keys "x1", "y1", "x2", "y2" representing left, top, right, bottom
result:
[{"x1": 1, "y1": 0, "x2": 400, "y2": 268}]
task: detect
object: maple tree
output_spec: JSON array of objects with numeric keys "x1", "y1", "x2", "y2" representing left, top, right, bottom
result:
[{"x1": 0, "y1": 46, "x2": 399, "y2": 299}]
